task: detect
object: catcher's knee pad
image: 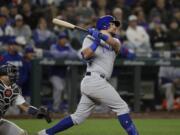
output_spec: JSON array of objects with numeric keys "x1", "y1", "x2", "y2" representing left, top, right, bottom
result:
[
  {"x1": 19, "y1": 130, "x2": 28, "y2": 135},
  {"x1": 70, "y1": 114, "x2": 86, "y2": 125}
]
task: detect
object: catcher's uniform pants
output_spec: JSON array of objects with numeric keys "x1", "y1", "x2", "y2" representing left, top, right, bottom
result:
[
  {"x1": 71, "y1": 73, "x2": 129, "y2": 125},
  {"x1": 0, "y1": 119, "x2": 27, "y2": 135}
]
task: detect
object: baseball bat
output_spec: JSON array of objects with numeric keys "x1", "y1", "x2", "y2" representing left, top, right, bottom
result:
[
  {"x1": 52, "y1": 18, "x2": 88, "y2": 33},
  {"x1": 52, "y1": 18, "x2": 107, "y2": 47}
]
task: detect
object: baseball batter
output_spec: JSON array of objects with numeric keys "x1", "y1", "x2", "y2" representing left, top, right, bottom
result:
[
  {"x1": 38, "y1": 15, "x2": 138, "y2": 135},
  {"x1": 0, "y1": 63, "x2": 51, "y2": 135}
]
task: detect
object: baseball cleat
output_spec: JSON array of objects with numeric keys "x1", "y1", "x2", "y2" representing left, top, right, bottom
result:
[{"x1": 37, "y1": 129, "x2": 48, "y2": 135}]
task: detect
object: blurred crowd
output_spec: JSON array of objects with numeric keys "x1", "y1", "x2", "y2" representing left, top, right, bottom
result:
[
  {"x1": 0, "y1": 0, "x2": 179, "y2": 54},
  {"x1": 0, "y1": 0, "x2": 180, "y2": 112}
]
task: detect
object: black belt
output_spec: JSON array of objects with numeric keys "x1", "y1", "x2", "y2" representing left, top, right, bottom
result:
[{"x1": 85, "y1": 72, "x2": 107, "y2": 81}]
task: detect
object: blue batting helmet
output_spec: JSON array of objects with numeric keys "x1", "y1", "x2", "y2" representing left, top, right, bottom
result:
[{"x1": 96, "y1": 15, "x2": 120, "y2": 30}]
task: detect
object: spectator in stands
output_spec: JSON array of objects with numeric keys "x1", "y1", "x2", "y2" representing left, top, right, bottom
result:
[
  {"x1": 49, "y1": 32, "x2": 78, "y2": 112},
  {"x1": 14, "y1": 14, "x2": 32, "y2": 43},
  {"x1": 172, "y1": 8, "x2": 180, "y2": 25},
  {"x1": 111, "y1": 7, "x2": 127, "y2": 42},
  {"x1": 0, "y1": 13, "x2": 14, "y2": 46},
  {"x1": 22, "y1": 47, "x2": 35, "y2": 103},
  {"x1": 2, "y1": 38, "x2": 26, "y2": 88},
  {"x1": 63, "y1": 2, "x2": 77, "y2": 25},
  {"x1": 112, "y1": 7, "x2": 128, "y2": 30},
  {"x1": 33, "y1": 17, "x2": 54, "y2": 49},
  {"x1": 9, "y1": 4, "x2": 19, "y2": 19},
  {"x1": 159, "y1": 63, "x2": 180, "y2": 111},
  {"x1": 168, "y1": 0, "x2": 180, "y2": 9},
  {"x1": 0, "y1": 6, "x2": 9, "y2": 17},
  {"x1": 135, "y1": 9, "x2": 149, "y2": 31},
  {"x1": 137, "y1": 0, "x2": 154, "y2": 16},
  {"x1": 31, "y1": 0, "x2": 49, "y2": 7},
  {"x1": 149, "y1": 0, "x2": 171, "y2": 25},
  {"x1": 75, "y1": 0, "x2": 95, "y2": 24},
  {"x1": 92, "y1": 0, "x2": 107, "y2": 16},
  {"x1": 126, "y1": 15, "x2": 151, "y2": 56},
  {"x1": 22, "y1": 2, "x2": 38, "y2": 30},
  {"x1": 67, "y1": 0, "x2": 95, "y2": 46},
  {"x1": 112, "y1": 7, "x2": 123, "y2": 22},
  {"x1": 149, "y1": 15, "x2": 167, "y2": 31},
  {"x1": 0, "y1": 0, "x2": 13, "y2": 7},
  {"x1": 167, "y1": 19, "x2": 180, "y2": 50},
  {"x1": 114, "y1": 0, "x2": 131, "y2": 21},
  {"x1": 149, "y1": 18, "x2": 168, "y2": 51},
  {"x1": 2, "y1": 38, "x2": 32, "y2": 114},
  {"x1": 0, "y1": 6, "x2": 13, "y2": 25}
]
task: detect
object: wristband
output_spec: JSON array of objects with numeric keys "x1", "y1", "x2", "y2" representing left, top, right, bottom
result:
[
  {"x1": 89, "y1": 42, "x2": 98, "y2": 52},
  {"x1": 98, "y1": 33, "x2": 109, "y2": 41}
]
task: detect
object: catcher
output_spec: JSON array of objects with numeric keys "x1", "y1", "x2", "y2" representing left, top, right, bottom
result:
[{"x1": 0, "y1": 63, "x2": 51, "y2": 135}]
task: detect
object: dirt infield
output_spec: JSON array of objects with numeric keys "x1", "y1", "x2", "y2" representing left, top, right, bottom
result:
[
  {"x1": 90, "y1": 111, "x2": 180, "y2": 119},
  {"x1": 4, "y1": 111, "x2": 180, "y2": 119}
]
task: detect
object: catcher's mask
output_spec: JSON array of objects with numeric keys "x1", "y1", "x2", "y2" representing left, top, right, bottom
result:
[{"x1": 0, "y1": 63, "x2": 19, "y2": 83}]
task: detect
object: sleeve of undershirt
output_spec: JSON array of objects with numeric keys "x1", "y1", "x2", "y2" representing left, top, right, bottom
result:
[{"x1": 14, "y1": 95, "x2": 26, "y2": 105}]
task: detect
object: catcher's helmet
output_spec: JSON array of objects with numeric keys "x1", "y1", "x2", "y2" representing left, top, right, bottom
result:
[
  {"x1": 0, "y1": 63, "x2": 18, "y2": 83},
  {"x1": 96, "y1": 15, "x2": 120, "y2": 30}
]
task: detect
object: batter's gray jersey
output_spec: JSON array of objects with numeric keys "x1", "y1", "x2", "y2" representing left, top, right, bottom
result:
[
  {"x1": 82, "y1": 35, "x2": 118, "y2": 79},
  {"x1": 71, "y1": 35, "x2": 129, "y2": 125}
]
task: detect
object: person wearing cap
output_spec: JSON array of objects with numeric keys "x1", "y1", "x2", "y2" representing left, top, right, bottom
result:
[
  {"x1": 149, "y1": 17, "x2": 168, "y2": 51},
  {"x1": 14, "y1": 14, "x2": 32, "y2": 43},
  {"x1": 2, "y1": 38, "x2": 29, "y2": 97},
  {"x1": 167, "y1": 19, "x2": 180, "y2": 50},
  {"x1": 32, "y1": 17, "x2": 54, "y2": 49},
  {"x1": 126, "y1": 15, "x2": 151, "y2": 56},
  {"x1": 21, "y1": 47, "x2": 35, "y2": 103},
  {"x1": 22, "y1": 3, "x2": 38, "y2": 30},
  {"x1": 2, "y1": 38, "x2": 27, "y2": 114},
  {"x1": 0, "y1": 13, "x2": 14, "y2": 46},
  {"x1": 49, "y1": 32, "x2": 78, "y2": 112},
  {"x1": 0, "y1": 6, "x2": 13, "y2": 25}
]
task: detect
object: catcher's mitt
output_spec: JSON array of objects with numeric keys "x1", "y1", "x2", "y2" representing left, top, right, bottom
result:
[{"x1": 36, "y1": 106, "x2": 52, "y2": 123}]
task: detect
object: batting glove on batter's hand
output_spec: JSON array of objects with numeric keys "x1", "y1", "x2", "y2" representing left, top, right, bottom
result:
[{"x1": 87, "y1": 28, "x2": 109, "y2": 41}]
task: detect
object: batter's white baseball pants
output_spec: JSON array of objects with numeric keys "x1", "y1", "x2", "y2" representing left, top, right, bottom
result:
[{"x1": 71, "y1": 73, "x2": 129, "y2": 125}]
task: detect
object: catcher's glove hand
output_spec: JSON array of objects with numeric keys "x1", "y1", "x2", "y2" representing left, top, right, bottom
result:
[{"x1": 36, "y1": 106, "x2": 52, "y2": 123}]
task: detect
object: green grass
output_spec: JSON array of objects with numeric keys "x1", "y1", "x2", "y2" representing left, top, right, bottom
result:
[{"x1": 11, "y1": 118, "x2": 180, "y2": 135}]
